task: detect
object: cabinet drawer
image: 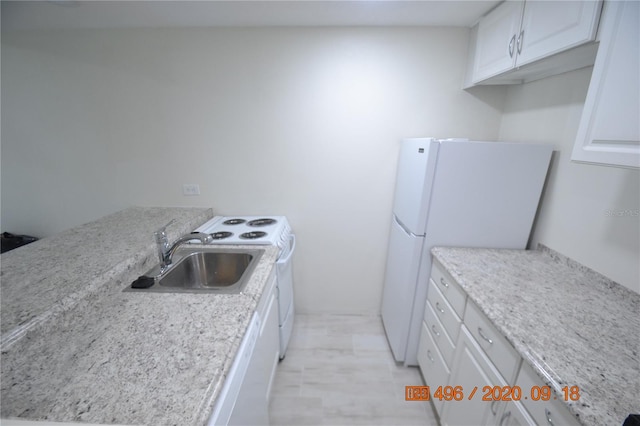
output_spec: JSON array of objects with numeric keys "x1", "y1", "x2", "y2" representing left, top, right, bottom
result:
[
  {"x1": 515, "y1": 362, "x2": 581, "y2": 426},
  {"x1": 417, "y1": 320, "x2": 450, "y2": 416},
  {"x1": 464, "y1": 301, "x2": 520, "y2": 383},
  {"x1": 431, "y1": 260, "x2": 466, "y2": 318},
  {"x1": 424, "y1": 301, "x2": 456, "y2": 368},
  {"x1": 427, "y1": 279, "x2": 462, "y2": 343}
]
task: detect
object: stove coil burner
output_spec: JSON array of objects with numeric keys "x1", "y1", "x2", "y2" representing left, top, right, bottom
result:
[
  {"x1": 210, "y1": 231, "x2": 233, "y2": 240},
  {"x1": 248, "y1": 218, "x2": 277, "y2": 227},
  {"x1": 223, "y1": 218, "x2": 246, "y2": 225},
  {"x1": 240, "y1": 231, "x2": 267, "y2": 240}
]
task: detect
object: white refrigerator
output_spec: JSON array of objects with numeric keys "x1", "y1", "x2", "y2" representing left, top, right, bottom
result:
[{"x1": 381, "y1": 138, "x2": 553, "y2": 366}]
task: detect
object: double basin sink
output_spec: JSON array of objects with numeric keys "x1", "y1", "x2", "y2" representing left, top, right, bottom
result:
[{"x1": 126, "y1": 246, "x2": 264, "y2": 294}]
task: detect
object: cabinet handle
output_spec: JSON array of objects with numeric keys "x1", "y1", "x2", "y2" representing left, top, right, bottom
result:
[
  {"x1": 545, "y1": 408, "x2": 555, "y2": 426},
  {"x1": 499, "y1": 411, "x2": 511, "y2": 426},
  {"x1": 508, "y1": 34, "x2": 516, "y2": 58},
  {"x1": 517, "y1": 30, "x2": 524, "y2": 54},
  {"x1": 431, "y1": 324, "x2": 440, "y2": 337},
  {"x1": 477, "y1": 327, "x2": 493, "y2": 344},
  {"x1": 435, "y1": 302, "x2": 445, "y2": 314},
  {"x1": 439, "y1": 277, "x2": 449, "y2": 288},
  {"x1": 426, "y1": 350, "x2": 435, "y2": 363}
]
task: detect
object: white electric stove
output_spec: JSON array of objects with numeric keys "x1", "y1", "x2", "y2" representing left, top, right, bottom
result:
[{"x1": 195, "y1": 215, "x2": 295, "y2": 359}]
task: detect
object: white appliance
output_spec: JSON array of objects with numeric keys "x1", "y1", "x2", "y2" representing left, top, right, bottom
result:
[
  {"x1": 381, "y1": 138, "x2": 552, "y2": 366},
  {"x1": 195, "y1": 216, "x2": 295, "y2": 359}
]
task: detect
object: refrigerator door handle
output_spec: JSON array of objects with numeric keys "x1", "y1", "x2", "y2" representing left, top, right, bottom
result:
[{"x1": 394, "y1": 216, "x2": 423, "y2": 238}]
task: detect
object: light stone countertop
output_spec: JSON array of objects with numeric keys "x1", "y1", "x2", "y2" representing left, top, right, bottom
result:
[
  {"x1": 0, "y1": 207, "x2": 279, "y2": 425},
  {"x1": 431, "y1": 245, "x2": 640, "y2": 426},
  {"x1": 1, "y1": 206, "x2": 214, "y2": 342}
]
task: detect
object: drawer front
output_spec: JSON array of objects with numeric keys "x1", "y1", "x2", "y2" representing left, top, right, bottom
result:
[
  {"x1": 427, "y1": 279, "x2": 462, "y2": 343},
  {"x1": 515, "y1": 362, "x2": 581, "y2": 426},
  {"x1": 464, "y1": 300, "x2": 520, "y2": 383},
  {"x1": 431, "y1": 259, "x2": 466, "y2": 318},
  {"x1": 424, "y1": 301, "x2": 456, "y2": 368},
  {"x1": 417, "y1": 320, "x2": 450, "y2": 416}
]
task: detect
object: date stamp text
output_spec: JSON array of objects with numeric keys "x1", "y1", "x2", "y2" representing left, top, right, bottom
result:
[{"x1": 405, "y1": 385, "x2": 581, "y2": 402}]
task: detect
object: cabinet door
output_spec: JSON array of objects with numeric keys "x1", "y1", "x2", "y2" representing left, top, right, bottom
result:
[
  {"x1": 571, "y1": 0, "x2": 640, "y2": 168},
  {"x1": 517, "y1": 0, "x2": 602, "y2": 66},
  {"x1": 472, "y1": 1, "x2": 524, "y2": 83},
  {"x1": 440, "y1": 327, "x2": 507, "y2": 426},
  {"x1": 228, "y1": 277, "x2": 279, "y2": 426}
]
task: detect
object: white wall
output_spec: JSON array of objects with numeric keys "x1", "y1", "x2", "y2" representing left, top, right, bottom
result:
[
  {"x1": 1, "y1": 27, "x2": 505, "y2": 314},
  {"x1": 499, "y1": 67, "x2": 640, "y2": 293}
]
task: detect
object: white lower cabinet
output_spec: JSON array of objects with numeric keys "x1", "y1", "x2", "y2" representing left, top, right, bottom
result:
[
  {"x1": 418, "y1": 258, "x2": 583, "y2": 426},
  {"x1": 228, "y1": 273, "x2": 279, "y2": 425},
  {"x1": 209, "y1": 271, "x2": 279, "y2": 426},
  {"x1": 440, "y1": 327, "x2": 509, "y2": 426},
  {"x1": 418, "y1": 259, "x2": 464, "y2": 416}
]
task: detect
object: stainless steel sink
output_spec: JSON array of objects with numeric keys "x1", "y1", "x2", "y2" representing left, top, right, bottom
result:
[{"x1": 126, "y1": 247, "x2": 264, "y2": 294}]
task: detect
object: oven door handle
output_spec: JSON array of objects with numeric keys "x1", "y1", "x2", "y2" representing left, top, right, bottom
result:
[{"x1": 277, "y1": 234, "x2": 296, "y2": 264}]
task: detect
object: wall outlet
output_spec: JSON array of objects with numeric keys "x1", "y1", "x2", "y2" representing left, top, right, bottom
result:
[{"x1": 182, "y1": 184, "x2": 200, "y2": 196}]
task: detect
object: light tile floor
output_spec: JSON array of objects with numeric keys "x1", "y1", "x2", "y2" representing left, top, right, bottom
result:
[{"x1": 269, "y1": 314, "x2": 439, "y2": 425}]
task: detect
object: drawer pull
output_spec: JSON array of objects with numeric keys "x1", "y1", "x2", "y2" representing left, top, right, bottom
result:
[
  {"x1": 426, "y1": 350, "x2": 435, "y2": 363},
  {"x1": 499, "y1": 411, "x2": 511, "y2": 426},
  {"x1": 435, "y1": 302, "x2": 445, "y2": 314},
  {"x1": 431, "y1": 324, "x2": 440, "y2": 337},
  {"x1": 477, "y1": 327, "x2": 493, "y2": 345},
  {"x1": 439, "y1": 277, "x2": 449, "y2": 288},
  {"x1": 545, "y1": 408, "x2": 555, "y2": 426}
]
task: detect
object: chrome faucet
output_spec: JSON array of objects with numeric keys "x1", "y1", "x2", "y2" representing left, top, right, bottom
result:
[{"x1": 154, "y1": 220, "x2": 213, "y2": 270}]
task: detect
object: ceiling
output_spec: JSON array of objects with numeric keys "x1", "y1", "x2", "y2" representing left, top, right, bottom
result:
[{"x1": 1, "y1": 0, "x2": 501, "y2": 31}]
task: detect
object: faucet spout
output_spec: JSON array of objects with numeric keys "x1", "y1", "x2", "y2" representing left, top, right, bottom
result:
[
  {"x1": 164, "y1": 232, "x2": 213, "y2": 268},
  {"x1": 153, "y1": 219, "x2": 213, "y2": 271}
]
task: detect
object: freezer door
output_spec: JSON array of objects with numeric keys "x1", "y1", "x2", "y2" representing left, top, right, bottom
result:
[
  {"x1": 425, "y1": 140, "x2": 553, "y2": 249},
  {"x1": 381, "y1": 216, "x2": 425, "y2": 362},
  {"x1": 391, "y1": 138, "x2": 439, "y2": 235}
]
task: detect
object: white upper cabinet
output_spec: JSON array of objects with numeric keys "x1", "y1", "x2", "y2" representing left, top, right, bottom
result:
[
  {"x1": 571, "y1": 0, "x2": 640, "y2": 168},
  {"x1": 473, "y1": 1, "x2": 525, "y2": 82},
  {"x1": 469, "y1": 0, "x2": 602, "y2": 85},
  {"x1": 517, "y1": 0, "x2": 602, "y2": 66}
]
